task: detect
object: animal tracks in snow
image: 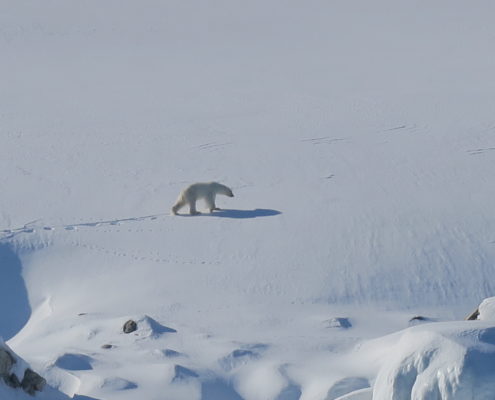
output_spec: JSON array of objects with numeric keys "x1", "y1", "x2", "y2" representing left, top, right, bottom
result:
[
  {"x1": 300, "y1": 136, "x2": 346, "y2": 145},
  {"x1": 0, "y1": 214, "x2": 169, "y2": 241},
  {"x1": 467, "y1": 147, "x2": 495, "y2": 155},
  {"x1": 192, "y1": 142, "x2": 233, "y2": 152},
  {"x1": 69, "y1": 240, "x2": 220, "y2": 266},
  {"x1": 381, "y1": 123, "x2": 425, "y2": 134}
]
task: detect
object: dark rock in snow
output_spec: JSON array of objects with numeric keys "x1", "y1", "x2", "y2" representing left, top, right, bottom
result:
[
  {"x1": 0, "y1": 348, "x2": 16, "y2": 376},
  {"x1": 101, "y1": 344, "x2": 114, "y2": 349},
  {"x1": 123, "y1": 320, "x2": 138, "y2": 333},
  {"x1": 4, "y1": 373, "x2": 21, "y2": 389},
  {"x1": 1, "y1": 344, "x2": 49, "y2": 396},
  {"x1": 408, "y1": 316, "x2": 438, "y2": 326},
  {"x1": 21, "y1": 368, "x2": 46, "y2": 395},
  {"x1": 324, "y1": 317, "x2": 352, "y2": 329},
  {"x1": 465, "y1": 308, "x2": 480, "y2": 321},
  {"x1": 409, "y1": 315, "x2": 427, "y2": 322}
]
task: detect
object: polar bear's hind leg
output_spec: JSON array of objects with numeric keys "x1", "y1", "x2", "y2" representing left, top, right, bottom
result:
[
  {"x1": 171, "y1": 197, "x2": 186, "y2": 215},
  {"x1": 187, "y1": 193, "x2": 200, "y2": 215}
]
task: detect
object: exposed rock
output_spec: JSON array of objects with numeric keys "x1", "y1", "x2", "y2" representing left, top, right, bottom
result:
[
  {"x1": 101, "y1": 344, "x2": 114, "y2": 349},
  {"x1": 4, "y1": 373, "x2": 21, "y2": 389},
  {"x1": 123, "y1": 320, "x2": 138, "y2": 333},
  {"x1": 0, "y1": 348, "x2": 16, "y2": 375},
  {"x1": 408, "y1": 315, "x2": 436, "y2": 325},
  {"x1": 1, "y1": 343, "x2": 62, "y2": 397},
  {"x1": 324, "y1": 317, "x2": 352, "y2": 329},
  {"x1": 465, "y1": 308, "x2": 479, "y2": 320},
  {"x1": 21, "y1": 368, "x2": 46, "y2": 395}
]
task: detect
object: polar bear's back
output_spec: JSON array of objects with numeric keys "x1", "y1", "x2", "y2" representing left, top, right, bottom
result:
[
  {"x1": 181, "y1": 182, "x2": 230, "y2": 200},
  {"x1": 183, "y1": 182, "x2": 216, "y2": 199}
]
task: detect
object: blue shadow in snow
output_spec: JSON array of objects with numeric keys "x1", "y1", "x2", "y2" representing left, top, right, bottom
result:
[
  {"x1": 0, "y1": 244, "x2": 31, "y2": 340},
  {"x1": 181, "y1": 209, "x2": 281, "y2": 219},
  {"x1": 55, "y1": 353, "x2": 93, "y2": 371},
  {"x1": 201, "y1": 379, "x2": 243, "y2": 400}
]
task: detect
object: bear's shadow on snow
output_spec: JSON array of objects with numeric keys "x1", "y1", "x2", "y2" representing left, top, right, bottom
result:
[
  {"x1": 0, "y1": 243, "x2": 31, "y2": 340},
  {"x1": 183, "y1": 209, "x2": 281, "y2": 219}
]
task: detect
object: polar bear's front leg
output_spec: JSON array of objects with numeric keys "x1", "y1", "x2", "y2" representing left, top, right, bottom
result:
[{"x1": 205, "y1": 194, "x2": 221, "y2": 213}]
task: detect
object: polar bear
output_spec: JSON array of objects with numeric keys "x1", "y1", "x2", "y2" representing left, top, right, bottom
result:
[{"x1": 171, "y1": 182, "x2": 234, "y2": 215}]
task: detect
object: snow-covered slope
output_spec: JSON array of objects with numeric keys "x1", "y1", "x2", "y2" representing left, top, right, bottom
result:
[{"x1": 2, "y1": 1, "x2": 495, "y2": 399}]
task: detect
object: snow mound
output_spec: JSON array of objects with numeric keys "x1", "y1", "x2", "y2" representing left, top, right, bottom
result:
[
  {"x1": 219, "y1": 344, "x2": 268, "y2": 372},
  {"x1": 478, "y1": 297, "x2": 495, "y2": 321},
  {"x1": 129, "y1": 315, "x2": 177, "y2": 339},
  {"x1": 373, "y1": 322, "x2": 495, "y2": 400}
]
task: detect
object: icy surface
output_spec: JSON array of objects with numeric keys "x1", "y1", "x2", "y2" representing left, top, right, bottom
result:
[{"x1": 2, "y1": 1, "x2": 495, "y2": 399}]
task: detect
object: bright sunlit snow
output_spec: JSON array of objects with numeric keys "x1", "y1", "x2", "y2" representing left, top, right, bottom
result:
[{"x1": 2, "y1": 1, "x2": 495, "y2": 399}]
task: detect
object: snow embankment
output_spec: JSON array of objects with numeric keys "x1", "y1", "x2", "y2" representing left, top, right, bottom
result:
[{"x1": 366, "y1": 299, "x2": 495, "y2": 400}]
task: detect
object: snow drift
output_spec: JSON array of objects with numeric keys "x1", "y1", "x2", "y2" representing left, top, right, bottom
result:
[{"x1": 370, "y1": 321, "x2": 495, "y2": 400}]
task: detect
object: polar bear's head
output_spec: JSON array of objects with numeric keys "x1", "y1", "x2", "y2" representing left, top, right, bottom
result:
[
  {"x1": 222, "y1": 186, "x2": 234, "y2": 197},
  {"x1": 213, "y1": 182, "x2": 234, "y2": 197}
]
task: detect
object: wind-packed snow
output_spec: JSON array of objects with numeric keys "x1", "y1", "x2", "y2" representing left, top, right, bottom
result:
[
  {"x1": 371, "y1": 322, "x2": 495, "y2": 400},
  {"x1": 2, "y1": 1, "x2": 495, "y2": 399}
]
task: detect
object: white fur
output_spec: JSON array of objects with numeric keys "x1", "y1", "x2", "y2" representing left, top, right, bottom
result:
[{"x1": 171, "y1": 182, "x2": 234, "y2": 215}]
